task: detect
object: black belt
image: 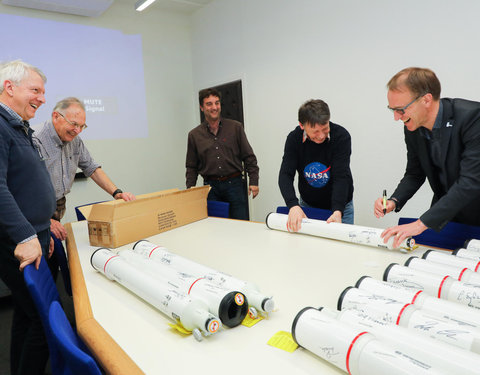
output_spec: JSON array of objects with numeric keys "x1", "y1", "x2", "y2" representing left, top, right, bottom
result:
[{"x1": 205, "y1": 171, "x2": 242, "y2": 181}]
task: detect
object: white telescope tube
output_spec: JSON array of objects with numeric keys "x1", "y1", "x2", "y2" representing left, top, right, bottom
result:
[
  {"x1": 422, "y1": 250, "x2": 480, "y2": 272},
  {"x1": 383, "y1": 263, "x2": 455, "y2": 297},
  {"x1": 265, "y1": 212, "x2": 415, "y2": 251},
  {"x1": 118, "y1": 249, "x2": 248, "y2": 328},
  {"x1": 405, "y1": 256, "x2": 480, "y2": 285},
  {"x1": 338, "y1": 287, "x2": 480, "y2": 352},
  {"x1": 132, "y1": 240, "x2": 274, "y2": 314},
  {"x1": 356, "y1": 276, "x2": 480, "y2": 328},
  {"x1": 465, "y1": 239, "x2": 480, "y2": 251},
  {"x1": 291, "y1": 307, "x2": 444, "y2": 375},
  {"x1": 90, "y1": 248, "x2": 221, "y2": 340},
  {"x1": 453, "y1": 248, "x2": 480, "y2": 261},
  {"x1": 385, "y1": 263, "x2": 480, "y2": 310},
  {"x1": 330, "y1": 306, "x2": 480, "y2": 375}
]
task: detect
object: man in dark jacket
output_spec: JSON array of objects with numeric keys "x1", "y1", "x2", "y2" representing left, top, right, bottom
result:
[
  {"x1": 0, "y1": 60, "x2": 56, "y2": 375},
  {"x1": 374, "y1": 67, "x2": 480, "y2": 247}
]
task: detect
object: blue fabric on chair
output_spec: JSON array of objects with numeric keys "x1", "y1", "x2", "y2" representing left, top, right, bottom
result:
[
  {"x1": 52, "y1": 234, "x2": 72, "y2": 296},
  {"x1": 23, "y1": 258, "x2": 64, "y2": 374},
  {"x1": 276, "y1": 206, "x2": 332, "y2": 221},
  {"x1": 49, "y1": 301, "x2": 102, "y2": 375},
  {"x1": 398, "y1": 217, "x2": 480, "y2": 250},
  {"x1": 207, "y1": 200, "x2": 230, "y2": 218},
  {"x1": 75, "y1": 201, "x2": 107, "y2": 221}
]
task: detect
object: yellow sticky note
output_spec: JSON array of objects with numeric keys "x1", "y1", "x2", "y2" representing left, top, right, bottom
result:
[
  {"x1": 168, "y1": 322, "x2": 192, "y2": 335},
  {"x1": 401, "y1": 244, "x2": 419, "y2": 252},
  {"x1": 267, "y1": 331, "x2": 298, "y2": 353},
  {"x1": 242, "y1": 313, "x2": 263, "y2": 327}
]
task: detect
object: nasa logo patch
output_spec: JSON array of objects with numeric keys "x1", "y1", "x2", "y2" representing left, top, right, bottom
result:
[{"x1": 303, "y1": 162, "x2": 331, "y2": 188}]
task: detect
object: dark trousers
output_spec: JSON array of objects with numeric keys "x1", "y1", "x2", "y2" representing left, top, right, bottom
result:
[
  {"x1": 205, "y1": 175, "x2": 249, "y2": 220},
  {"x1": 0, "y1": 229, "x2": 50, "y2": 375}
]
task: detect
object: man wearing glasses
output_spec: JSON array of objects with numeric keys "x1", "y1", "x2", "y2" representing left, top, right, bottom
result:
[
  {"x1": 34, "y1": 97, "x2": 135, "y2": 242},
  {"x1": 374, "y1": 67, "x2": 480, "y2": 247}
]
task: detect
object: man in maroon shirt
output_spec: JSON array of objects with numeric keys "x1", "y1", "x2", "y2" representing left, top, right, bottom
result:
[{"x1": 186, "y1": 88, "x2": 259, "y2": 220}]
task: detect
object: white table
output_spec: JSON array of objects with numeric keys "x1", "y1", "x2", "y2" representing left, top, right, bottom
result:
[{"x1": 66, "y1": 217, "x2": 429, "y2": 374}]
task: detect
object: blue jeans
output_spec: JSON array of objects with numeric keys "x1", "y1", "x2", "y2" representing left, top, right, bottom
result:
[
  {"x1": 204, "y1": 175, "x2": 249, "y2": 220},
  {"x1": 299, "y1": 197, "x2": 354, "y2": 224}
]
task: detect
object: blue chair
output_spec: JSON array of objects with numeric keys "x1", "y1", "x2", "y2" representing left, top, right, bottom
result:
[
  {"x1": 52, "y1": 234, "x2": 72, "y2": 296},
  {"x1": 207, "y1": 200, "x2": 230, "y2": 218},
  {"x1": 48, "y1": 301, "x2": 102, "y2": 375},
  {"x1": 75, "y1": 201, "x2": 107, "y2": 221},
  {"x1": 23, "y1": 257, "x2": 64, "y2": 374},
  {"x1": 398, "y1": 217, "x2": 480, "y2": 250},
  {"x1": 276, "y1": 206, "x2": 332, "y2": 221}
]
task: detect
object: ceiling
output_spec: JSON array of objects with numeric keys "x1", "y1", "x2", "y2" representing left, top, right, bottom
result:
[
  {"x1": 0, "y1": 0, "x2": 215, "y2": 16},
  {"x1": 148, "y1": 0, "x2": 214, "y2": 14}
]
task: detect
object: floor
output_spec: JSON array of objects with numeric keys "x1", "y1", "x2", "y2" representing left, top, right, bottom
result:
[{"x1": 0, "y1": 273, "x2": 75, "y2": 375}]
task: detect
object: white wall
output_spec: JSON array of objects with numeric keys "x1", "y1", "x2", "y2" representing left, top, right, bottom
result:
[
  {"x1": 3, "y1": 0, "x2": 480, "y2": 229},
  {"x1": 0, "y1": 0, "x2": 196, "y2": 223},
  {"x1": 190, "y1": 0, "x2": 480, "y2": 228}
]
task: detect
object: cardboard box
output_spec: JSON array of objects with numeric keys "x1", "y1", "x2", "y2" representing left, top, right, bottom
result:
[{"x1": 84, "y1": 186, "x2": 209, "y2": 248}]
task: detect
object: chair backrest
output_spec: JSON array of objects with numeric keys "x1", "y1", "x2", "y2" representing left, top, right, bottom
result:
[
  {"x1": 23, "y1": 257, "x2": 64, "y2": 374},
  {"x1": 49, "y1": 301, "x2": 102, "y2": 375},
  {"x1": 52, "y1": 234, "x2": 72, "y2": 296},
  {"x1": 207, "y1": 200, "x2": 230, "y2": 218},
  {"x1": 74, "y1": 201, "x2": 107, "y2": 221},
  {"x1": 276, "y1": 206, "x2": 332, "y2": 221},
  {"x1": 398, "y1": 217, "x2": 480, "y2": 250}
]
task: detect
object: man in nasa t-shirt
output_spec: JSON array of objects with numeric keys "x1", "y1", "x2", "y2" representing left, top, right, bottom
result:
[{"x1": 278, "y1": 99, "x2": 354, "y2": 232}]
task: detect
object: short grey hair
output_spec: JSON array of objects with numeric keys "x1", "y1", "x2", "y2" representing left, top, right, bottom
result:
[
  {"x1": 0, "y1": 60, "x2": 47, "y2": 94},
  {"x1": 53, "y1": 97, "x2": 85, "y2": 113}
]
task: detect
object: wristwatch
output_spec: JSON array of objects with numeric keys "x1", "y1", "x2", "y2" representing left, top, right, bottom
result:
[{"x1": 112, "y1": 188, "x2": 123, "y2": 198}]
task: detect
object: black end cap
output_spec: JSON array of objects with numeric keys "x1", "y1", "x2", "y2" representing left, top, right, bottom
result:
[
  {"x1": 404, "y1": 256, "x2": 417, "y2": 266},
  {"x1": 291, "y1": 306, "x2": 316, "y2": 346},
  {"x1": 383, "y1": 263, "x2": 398, "y2": 281},
  {"x1": 265, "y1": 212, "x2": 274, "y2": 229},
  {"x1": 218, "y1": 291, "x2": 249, "y2": 328},
  {"x1": 421, "y1": 249, "x2": 433, "y2": 260},
  {"x1": 355, "y1": 276, "x2": 370, "y2": 288},
  {"x1": 337, "y1": 286, "x2": 354, "y2": 310},
  {"x1": 132, "y1": 239, "x2": 147, "y2": 249},
  {"x1": 90, "y1": 247, "x2": 106, "y2": 269}
]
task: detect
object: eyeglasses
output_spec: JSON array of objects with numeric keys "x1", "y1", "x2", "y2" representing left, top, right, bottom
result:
[
  {"x1": 56, "y1": 112, "x2": 88, "y2": 131},
  {"x1": 387, "y1": 94, "x2": 424, "y2": 115}
]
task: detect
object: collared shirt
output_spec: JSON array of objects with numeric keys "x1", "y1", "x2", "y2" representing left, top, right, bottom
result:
[
  {"x1": 185, "y1": 118, "x2": 259, "y2": 188},
  {"x1": 302, "y1": 131, "x2": 330, "y2": 143},
  {"x1": 0, "y1": 102, "x2": 23, "y2": 123},
  {"x1": 33, "y1": 120, "x2": 100, "y2": 200},
  {"x1": 0, "y1": 102, "x2": 31, "y2": 135}
]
